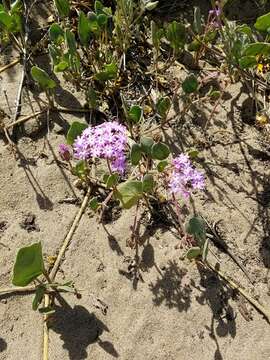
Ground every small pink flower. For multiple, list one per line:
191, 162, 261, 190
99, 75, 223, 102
59, 143, 71, 161
169, 154, 205, 199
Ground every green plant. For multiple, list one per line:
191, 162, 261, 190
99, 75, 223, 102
12, 242, 76, 313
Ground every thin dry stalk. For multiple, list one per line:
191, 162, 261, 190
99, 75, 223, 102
49, 186, 92, 281
43, 294, 50, 360
206, 261, 270, 323
0, 58, 20, 74
0, 285, 35, 294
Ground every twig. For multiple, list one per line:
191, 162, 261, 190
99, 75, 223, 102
49, 186, 92, 281
206, 260, 270, 323
0, 285, 35, 294
43, 294, 50, 360
6, 109, 47, 129
5, 106, 92, 130
0, 58, 20, 74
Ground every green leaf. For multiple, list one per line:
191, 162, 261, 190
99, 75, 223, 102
130, 143, 142, 165
54, 0, 70, 17
239, 55, 257, 69
142, 174, 154, 193
243, 43, 270, 57
95, 0, 103, 14
87, 12, 99, 32
166, 21, 186, 52
95, 63, 118, 82
116, 180, 143, 209
208, 90, 221, 100
54, 60, 69, 72
188, 38, 201, 52
186, 217, 206, 244
188, 149, 199, 159
182, 74, 199, 94
0, 11, 14, 31
32, 286, 45, 311
156, 97, 171, 119
193, 6, 202, 34
157, 160, 168, 172
140, 137, 154, 155
89, 197, 99, 211
73, 160, 88, 178
129, 105, 143, 123
255, 12, 270, 32
65, 30, 77, 55
186, 246, 201, 260
97, 14, 108, 27
31, 66, 56, 90
66, 121, 88, 145
49, 23, 64, 44
12, 242, 45, 286
106, 173, 119, 188
151, 142, 170, 160
78, 11, 91, 45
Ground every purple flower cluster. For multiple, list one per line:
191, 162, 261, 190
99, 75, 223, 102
169, 154, 205, 199
73, 121, 127, 174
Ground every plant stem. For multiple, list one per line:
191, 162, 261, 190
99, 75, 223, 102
43, 294, 50, 360
49, 186, 92, 281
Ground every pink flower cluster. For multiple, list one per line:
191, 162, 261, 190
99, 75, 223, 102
73, 121, 127, 174
169, 154, 205, 199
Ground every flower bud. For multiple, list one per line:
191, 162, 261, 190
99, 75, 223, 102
59, 143, 71, 161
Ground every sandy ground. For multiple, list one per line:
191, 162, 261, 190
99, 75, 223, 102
1, 58, 270, 360
1, 2, 270, 359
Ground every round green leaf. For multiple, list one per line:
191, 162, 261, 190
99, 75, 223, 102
89, 197, 99, 211
66, 121, 88, 145
140, 137, 154, 155
157, 160, 168, 172
156, 97, 171, 119
129, 105, 143, 123
186, 217, 206, 244
97, 14, 108, 27
49, 23, 64, 44
151, 142, 170, 160
106, 173, 119, 188
142, 174, 154, 193
116, 180, 143, 209
73, 160, 88, 178
31, 66, 56, 90
130, 143, 142, 165
239, 56, 257, 69
186, 247, 201, 260
255, 12, 270, 32
243, 43, 270, 57
12, 242, 45, 287
182, 74, 199, 94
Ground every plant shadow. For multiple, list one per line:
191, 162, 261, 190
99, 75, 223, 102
149, 260, 192, 312
0, 337, 7, 352
49, 295, 119, 359
194, 263, 237, 360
